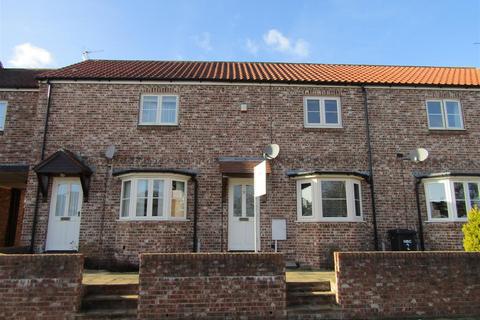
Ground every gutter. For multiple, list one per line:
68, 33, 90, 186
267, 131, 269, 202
414, 178, 426, 250
192, 177, 199, 252
30, 81, 52, 253
361, 86, 379, 251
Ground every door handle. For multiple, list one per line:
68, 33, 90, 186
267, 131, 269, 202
77, 211, 81, 217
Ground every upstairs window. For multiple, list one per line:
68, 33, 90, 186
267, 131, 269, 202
297, 177, 362, 222
119, 175, 187, 220
139, 95, 178, 125
0, 101, 7, 131
426, 100, 463, 130
304, 97, 342, 128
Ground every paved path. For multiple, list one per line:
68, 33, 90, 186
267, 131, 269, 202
83, 269, 335, 285
83, 269, 139, 285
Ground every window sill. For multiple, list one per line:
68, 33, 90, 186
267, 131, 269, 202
425, 219, 467, 223
295, 219, 365, 223
117, 218, 190, 222
428, 128, 467, 135
137, 124, 180, 130
304, 124, 343, 129
303, 127, 344, 133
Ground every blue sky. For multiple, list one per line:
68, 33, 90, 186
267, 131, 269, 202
1, 0, 479, 68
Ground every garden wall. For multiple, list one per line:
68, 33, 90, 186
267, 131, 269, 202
335, 251, 480, 319
138, 253, 286, 319
0, 254, 84, 319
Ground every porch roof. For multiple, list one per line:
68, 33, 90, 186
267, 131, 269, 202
112, 168, 198, 178
414, 171, 480, 181
218, 157, 271, 175
0, 164, 29, 188
33, 149, 93, 199
286, 169, 370, 181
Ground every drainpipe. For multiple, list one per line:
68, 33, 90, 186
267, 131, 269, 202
361, 86, 379, 251
414, 178, 426, 250
30, 81, 52, 253
192, 177, 199, 252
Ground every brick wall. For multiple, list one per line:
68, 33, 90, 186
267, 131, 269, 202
114, 220, 194, 267
138, 253, 286, 319
18, 82, 480, 268
366, 88, 480, 250
0, 90, 38, 164
21, 83, 373, 268
0, 253, 84, 319
335, 251, 480, 319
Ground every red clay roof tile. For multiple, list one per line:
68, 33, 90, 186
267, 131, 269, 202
37, 60, 480, 87
0, 68, 49, 88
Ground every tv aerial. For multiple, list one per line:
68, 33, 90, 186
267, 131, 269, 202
82, 49, 104, 61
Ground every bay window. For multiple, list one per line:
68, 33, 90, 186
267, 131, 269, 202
297, 177, 363, 222
119, 175, 187, 220
424, 178, 479, 221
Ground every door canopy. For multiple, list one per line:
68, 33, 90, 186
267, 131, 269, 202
33, 149, 93, 200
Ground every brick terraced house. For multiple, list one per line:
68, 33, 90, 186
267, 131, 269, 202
0, 66, 46, 249
1, 60, 480, 269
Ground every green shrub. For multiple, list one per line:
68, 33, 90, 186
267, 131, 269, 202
462, 206, 480, 251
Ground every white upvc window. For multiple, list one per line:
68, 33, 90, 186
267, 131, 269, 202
424, 177, 479, 222
119, 174, 188, 220
426, 99, 463, 130
0, 101, 7, 131
304, 97, 342, 128
296, 177, 362, 222
139, 95, 179, 125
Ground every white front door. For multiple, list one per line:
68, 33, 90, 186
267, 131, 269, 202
45, 178, 83, 251
228, 178, 260, 251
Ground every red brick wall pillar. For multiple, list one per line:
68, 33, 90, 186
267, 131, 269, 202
138, 253, 286, 319
335, 252, 480, 319
0, 254, 84, 319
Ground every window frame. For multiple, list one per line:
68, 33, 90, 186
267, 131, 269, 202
424, 177, 477, 222
425, 99, 464, 130
0, 101, 7, 131
296, 176, 363, 222
118, 173, 188, 221
303, 97, 342, 128
139, 94, 179, 126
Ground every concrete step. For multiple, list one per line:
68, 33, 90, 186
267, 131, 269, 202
81, 294, 138, 311
287, 291, 337, 306
74, 308, 137, 320
287, 304, 343, 320
83, 283, 139, 296
287, 281, 331, 292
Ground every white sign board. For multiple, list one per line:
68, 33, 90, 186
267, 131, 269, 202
272, 219, 287, 240
254, 160, 267, 197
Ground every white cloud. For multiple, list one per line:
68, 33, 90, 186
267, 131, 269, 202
194, 32, 213, 51
8, 43, 53, 68
262, 29, 310, 58
245, 38, 259, 55
263, 29, 290, 51
293, 39, 310, 58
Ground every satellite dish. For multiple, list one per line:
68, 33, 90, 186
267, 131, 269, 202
105, 145, 116, 160
407, 148, 429, 163
263, 144, 280, 160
